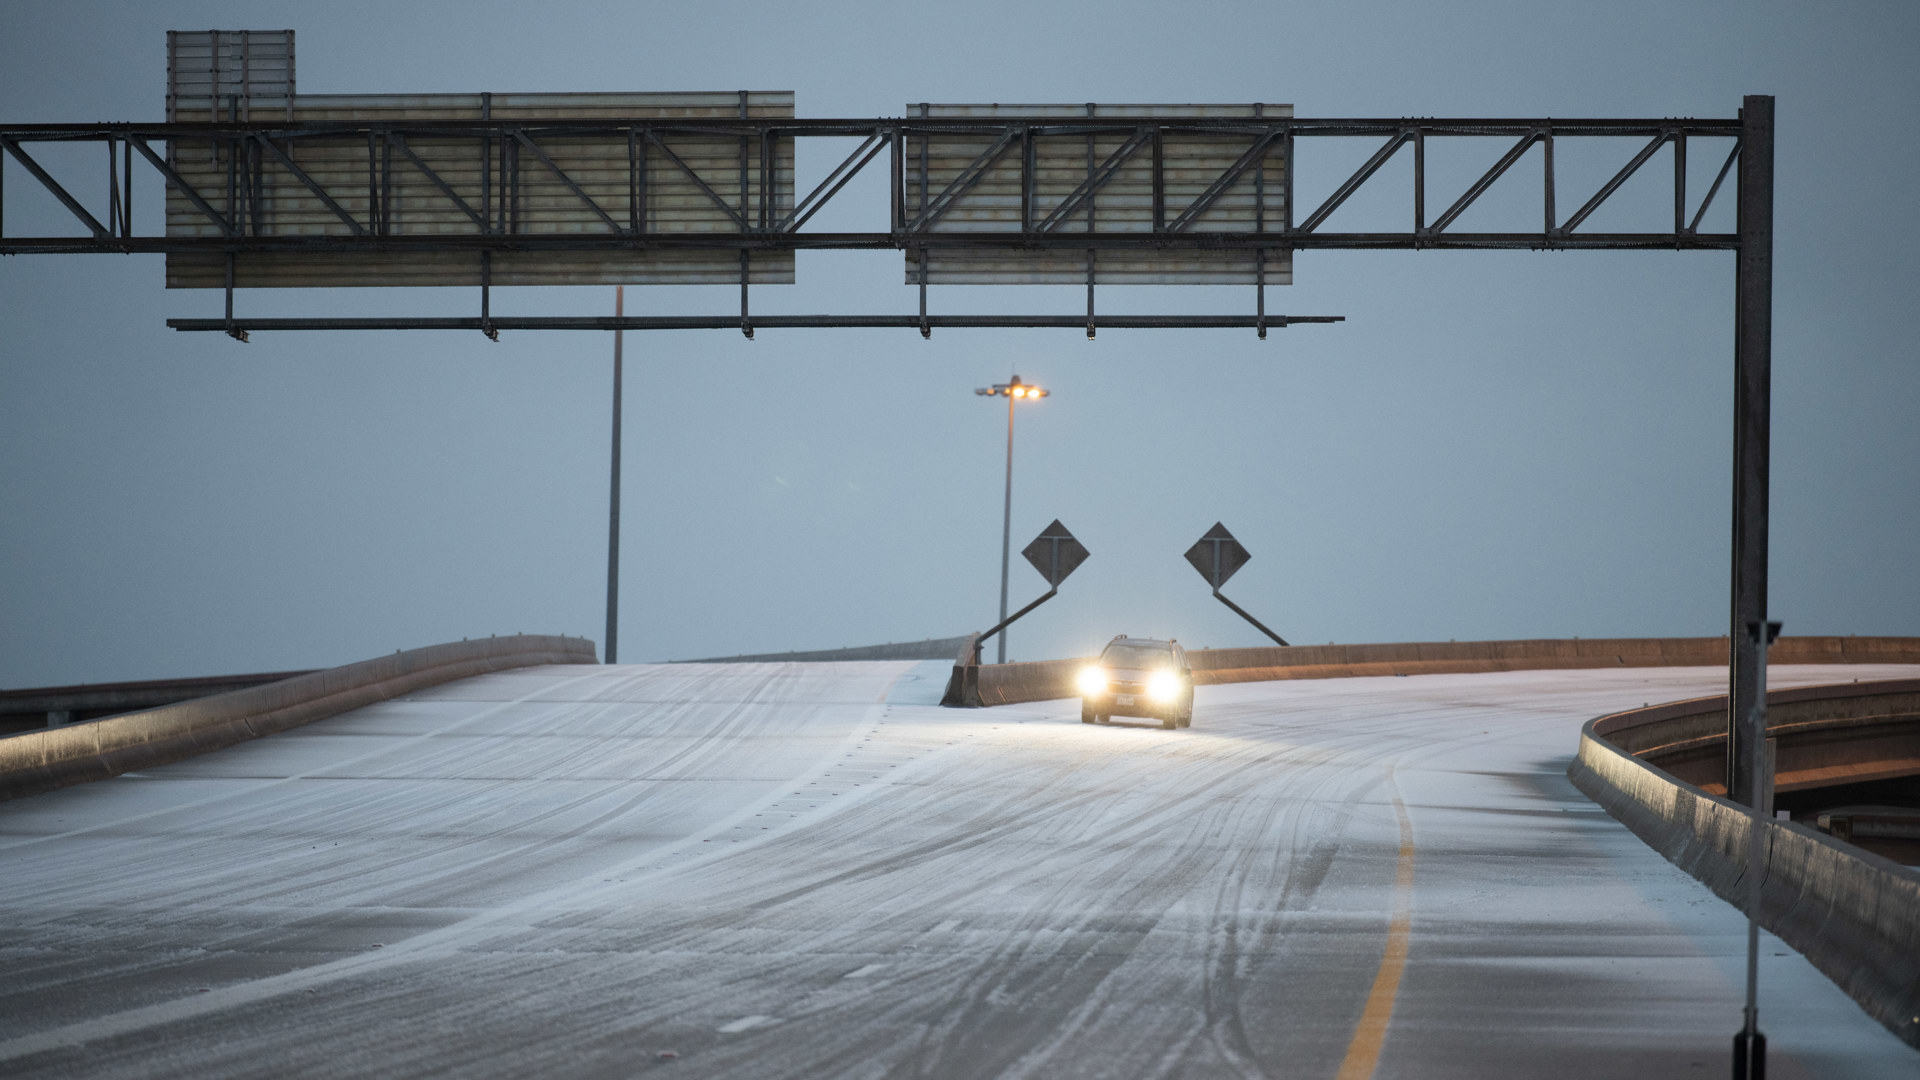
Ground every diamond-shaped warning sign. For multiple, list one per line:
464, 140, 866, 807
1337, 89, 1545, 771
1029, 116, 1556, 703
1185, 522, 1252, 589
1021, 520, 1089, 587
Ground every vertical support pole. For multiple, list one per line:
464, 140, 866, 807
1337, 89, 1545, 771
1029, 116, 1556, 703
1280, 123, 1294, 321
1256, 252, 1266, 339
1734, 618, 1779, 1079
480, 92, 491, 234
1151, 126, 1165, 232
223, 251, 246, 342
1727, 96, 1775, 807
737, 91, 750, 220
890, 123, 904, 235
242, 135, 253, 237
1413, 126, 1425, 236
917, 104, 930, 338
918, 242, 930, 339
225, 102, 239, 237
918, 104, 932, 219
1543, 127, 1556, 238
108, 135, 121, 237
122, 135, 133, 238
1281, 125, 1294, 236
508, 136, 519, 234
1674, 128, 1687, 239
499, 132, 514, 233
636, 127, 648, 235
367, 131, 380, 233
606, 285, 624, 664
480, 251, 496, 341
480, 92, 493, 339
1086, 103, 1097, 340
380, 133, 393, 236
1254, 106, 1265, 339
251, 134, 265, 238
627, 127, 640, 233
759, 128, 774, 231
738, 92, 752, 339
740, 251, 753, 339
998, 389, 1015, 665
1019, 126, 1034, 234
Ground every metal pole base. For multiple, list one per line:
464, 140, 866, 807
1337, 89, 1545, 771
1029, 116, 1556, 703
1732, 1028, 1765, 1079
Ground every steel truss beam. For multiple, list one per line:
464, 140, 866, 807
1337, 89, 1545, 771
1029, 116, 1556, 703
0, 115, 1744, 256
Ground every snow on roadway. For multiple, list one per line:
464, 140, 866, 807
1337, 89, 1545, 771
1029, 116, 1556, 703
0, 660, 1916, 1079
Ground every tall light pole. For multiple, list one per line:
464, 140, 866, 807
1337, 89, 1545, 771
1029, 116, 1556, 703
974, 375, 1049, 663
605, 286, 623, 664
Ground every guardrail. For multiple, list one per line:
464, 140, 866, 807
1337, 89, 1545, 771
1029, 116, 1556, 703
0, 635, 597, 802
1569, 681, 1920, 1048
943, 636, 1920, 708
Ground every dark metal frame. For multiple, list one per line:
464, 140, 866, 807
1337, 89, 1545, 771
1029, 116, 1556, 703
0, 115, 1744, 255
2, 112, 1738, 338
0, 103, 1775, 811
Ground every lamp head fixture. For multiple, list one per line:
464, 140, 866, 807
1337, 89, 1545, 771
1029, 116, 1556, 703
975, 374, 1050, 399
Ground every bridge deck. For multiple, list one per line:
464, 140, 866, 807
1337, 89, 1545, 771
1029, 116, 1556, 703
1, 663, 1915, 1078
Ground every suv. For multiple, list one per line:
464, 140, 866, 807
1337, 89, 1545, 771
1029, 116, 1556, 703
1077, 636, 1194, 729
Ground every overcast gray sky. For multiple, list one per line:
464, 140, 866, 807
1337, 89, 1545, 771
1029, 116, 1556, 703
3, 0, 1917, 686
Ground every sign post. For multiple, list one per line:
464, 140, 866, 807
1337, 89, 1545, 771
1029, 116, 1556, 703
604, 286, 624, 663
941, 520, 1088, 706
1184, 523, 1289, 647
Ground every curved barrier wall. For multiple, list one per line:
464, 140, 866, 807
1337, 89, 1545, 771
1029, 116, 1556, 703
0, 635, 598, 802
1190, 635, 1920, 685
1591, 679, 1920, 797
679, 636, 974, 664
949, 636, 1920, 709
1569, 683, 1920, 1048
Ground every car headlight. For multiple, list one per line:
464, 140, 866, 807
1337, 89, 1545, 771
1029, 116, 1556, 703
1148, 669, 1182, 702
1076, 666, 1108, 696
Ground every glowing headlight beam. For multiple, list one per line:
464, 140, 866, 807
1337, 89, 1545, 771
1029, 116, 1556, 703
1148, 669, 1182, 702
1076, 667, 1108, 696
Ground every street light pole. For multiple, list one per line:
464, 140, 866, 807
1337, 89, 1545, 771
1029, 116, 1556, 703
605, 286, 623, 664
975, 375, 1049, 664
999, 389, 1014, 663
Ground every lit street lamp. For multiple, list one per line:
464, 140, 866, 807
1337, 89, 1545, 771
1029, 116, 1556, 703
974, 375, 1050, 663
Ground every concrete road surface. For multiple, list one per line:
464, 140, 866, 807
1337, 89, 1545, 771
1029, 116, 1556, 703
3, 661, 1917, 1079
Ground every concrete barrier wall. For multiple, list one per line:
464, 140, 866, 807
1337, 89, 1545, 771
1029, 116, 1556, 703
956, 636, 1920, 708
1190, 635, 1920, 685
0, 669, 323, 735
1590, 679, 1920, 793
679, 636, 974, 663
1569, 696, 1920, 1048
0, 635, 598, 803
975, 658, 1086, 707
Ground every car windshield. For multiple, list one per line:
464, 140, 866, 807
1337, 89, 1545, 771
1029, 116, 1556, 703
1101, 644, 1172, 670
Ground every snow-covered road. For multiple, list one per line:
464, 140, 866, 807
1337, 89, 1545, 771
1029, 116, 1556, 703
2, 660, 1915, 1078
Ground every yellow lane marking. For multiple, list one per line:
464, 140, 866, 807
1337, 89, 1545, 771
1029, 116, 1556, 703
1334, 790, 1416, 1080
